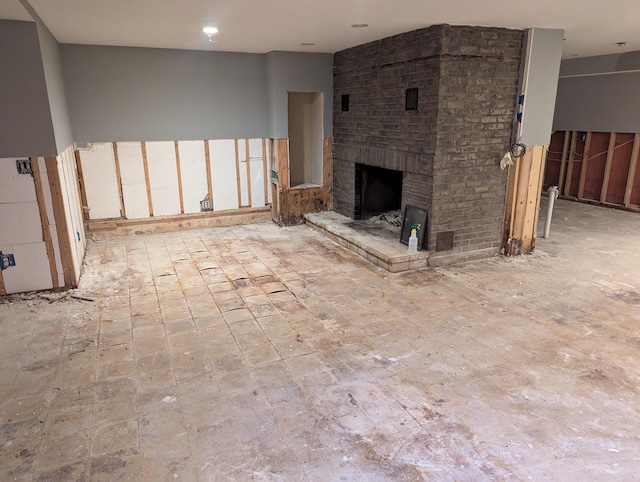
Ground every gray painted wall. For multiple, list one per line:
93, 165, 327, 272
0, 20, 56, 157
519, 28, 564, 146
36, 21, 73, 152
265, 51, 333, 139
61, 45, 270, 142
553, 51, 640, 132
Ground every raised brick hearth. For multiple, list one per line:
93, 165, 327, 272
332, 24, 523, 263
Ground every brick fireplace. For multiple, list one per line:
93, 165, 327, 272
332, 24, 523, 263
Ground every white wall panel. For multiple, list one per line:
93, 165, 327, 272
145, 141, 181, 216
0, 202, 43, 246
0, 242, 53, 294
78, 143, 121, 219
178, 141, 208, 214
0, 157, 36, 203
249, 139, 266, 208
210, 140, 239, 211
236, 140, 249, 208
118, 142, 149, 219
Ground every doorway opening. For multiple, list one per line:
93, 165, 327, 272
288, 92, 324, 188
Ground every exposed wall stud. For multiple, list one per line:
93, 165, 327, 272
557, 130, 570, 195
174, 141, 185, 214
32, 157, 59, 288
141, 141, 154, 216
204, 140, 214, 211
624, 133, 640, 207
563, 131, 578, 196
577, 132, 593, 199
600, 133, 617, 202
74, 150, 90, 222
45, 156, 75, 287
112, 142, 126, 218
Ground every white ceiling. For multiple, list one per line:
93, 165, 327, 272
3, 0, 639, 59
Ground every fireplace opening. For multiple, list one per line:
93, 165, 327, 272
356, 164, 403, 220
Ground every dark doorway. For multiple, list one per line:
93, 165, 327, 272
357, 164, 403, 220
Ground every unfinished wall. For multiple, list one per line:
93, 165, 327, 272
544, 130, 640, 210
333, 25, 522, 261
77, 139, 271, 222
554, 51, 640, 133
0, 157, 52, 294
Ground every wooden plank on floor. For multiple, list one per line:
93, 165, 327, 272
262, 138, 269, 205
234, 139, 242, 208
141, 141, 154, 217
204, 140, 214, 211
174, 141, 185, 214
245, 139, 252, 208
557, 131, 570, 194
32, 157, 59, 289
74, 150, 90, 222
45, 156, 75, 287
600, 133, 617, 203
624, 133, 640, 207
577, 132, 593, 199
112, 142, 126, 218
563, 131, 578, 197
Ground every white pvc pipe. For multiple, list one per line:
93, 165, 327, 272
543, 186, 559, 238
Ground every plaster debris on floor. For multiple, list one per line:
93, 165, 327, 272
1, 199, 639, 480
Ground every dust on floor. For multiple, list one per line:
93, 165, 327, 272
1, 199, 639, 480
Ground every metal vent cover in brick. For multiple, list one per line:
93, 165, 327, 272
436, 231, 454, 251
341, 94, 350, 112
405, 88, 418, 110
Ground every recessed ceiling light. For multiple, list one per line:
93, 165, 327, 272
203, 26, 219, 42
301, 43, 315, 46
351, 24, 369, 29
615, 41, 627, 47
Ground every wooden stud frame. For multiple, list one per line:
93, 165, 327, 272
0, 266, 5, 295
557, 131, 570, 195
112, 142, 126, 218
204, 140, 214, 211
600, 132, 617, 203
32, 157, 59, 289
563, 131, 578, 197
74, 150, 90, 222
44, 156, 76, 288
624, 133, 640, 207
174, 141, 185, 214
141, 141, 154, 217
577, 132, 593, 199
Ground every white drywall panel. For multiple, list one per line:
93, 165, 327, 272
236, 140, 249, 208
117, 142, 149, 219
0, 157, 37, 203
78, 143, 121, 219
0, 202, 43, 246
177, 141, 208, 214
37, 157, 65, 287
249, 139, 266, 208
210, 140, 239, 211
58, 147, 86, 282
145, 141, 181, 216
1, 242, 53, 294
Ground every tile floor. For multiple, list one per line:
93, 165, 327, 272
1, 199, 639, 481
